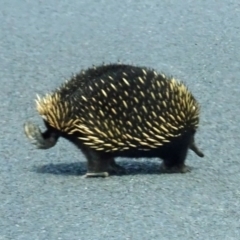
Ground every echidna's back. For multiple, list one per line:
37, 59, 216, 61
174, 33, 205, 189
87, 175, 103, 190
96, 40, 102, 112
34, 64, 200, 153
55, 64, 200, 152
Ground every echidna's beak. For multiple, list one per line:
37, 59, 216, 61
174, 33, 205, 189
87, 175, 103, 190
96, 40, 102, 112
190, 142, 204, 158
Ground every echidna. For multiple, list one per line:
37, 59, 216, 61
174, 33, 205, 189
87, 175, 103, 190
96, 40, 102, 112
24, 63, 204, 177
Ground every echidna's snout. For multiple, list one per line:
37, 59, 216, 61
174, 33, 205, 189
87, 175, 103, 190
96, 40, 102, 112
24, 121, 57, 149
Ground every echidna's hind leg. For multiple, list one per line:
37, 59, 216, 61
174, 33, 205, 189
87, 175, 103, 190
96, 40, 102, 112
160, 146, 191, 174
24, 121, 58, 149
160, 135, 192, 174
160, 132, 203, 173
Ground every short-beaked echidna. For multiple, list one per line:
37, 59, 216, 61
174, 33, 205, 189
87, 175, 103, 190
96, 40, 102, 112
24, 63, 204, 177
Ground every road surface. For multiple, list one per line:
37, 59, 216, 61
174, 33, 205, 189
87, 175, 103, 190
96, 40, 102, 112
1, 0, 240, 239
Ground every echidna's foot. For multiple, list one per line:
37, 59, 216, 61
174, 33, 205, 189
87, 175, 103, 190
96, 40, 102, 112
109, 159, 126, 174
83, 172, 109, 178
24, 121, 57, 149
160, 162, 191, 174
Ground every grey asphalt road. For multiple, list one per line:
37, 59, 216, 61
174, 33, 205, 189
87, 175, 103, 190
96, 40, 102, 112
1, 0, 240, 239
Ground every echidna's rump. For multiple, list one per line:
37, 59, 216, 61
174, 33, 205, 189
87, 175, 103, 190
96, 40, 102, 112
24, 63, 204, 177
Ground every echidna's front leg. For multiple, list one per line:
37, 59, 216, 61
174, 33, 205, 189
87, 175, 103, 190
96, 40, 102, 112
84, 158, 125, 177
109, 159, 126, 174
81, 148, 111, 178
24, 121, 58, 149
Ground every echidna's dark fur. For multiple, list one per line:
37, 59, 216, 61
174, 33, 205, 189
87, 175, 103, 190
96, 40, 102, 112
24, 63, 204, 178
